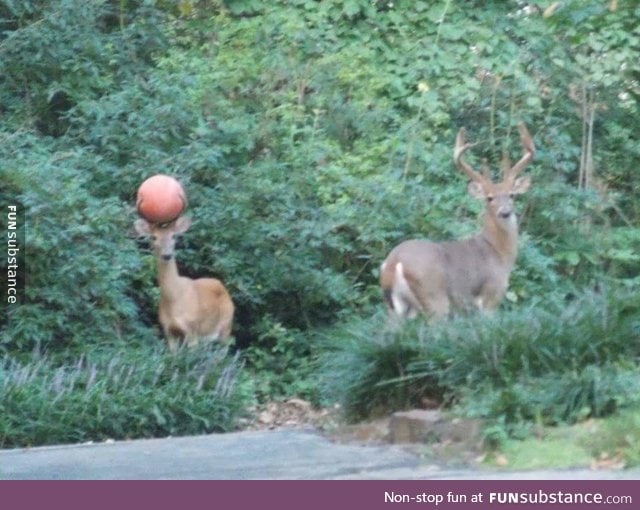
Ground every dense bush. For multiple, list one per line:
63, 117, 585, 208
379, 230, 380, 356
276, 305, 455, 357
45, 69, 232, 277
3, 1, 639, 352
321, 288, 640, 428
0, 0, 167, 135
0, 132, 152, 353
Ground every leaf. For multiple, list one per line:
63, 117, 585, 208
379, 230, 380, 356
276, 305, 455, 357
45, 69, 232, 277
607, 249, 640, 262
342, 0, 361, 19
543, 2, 561, 18
556, 252, 581, 266
152, 405, 167, 426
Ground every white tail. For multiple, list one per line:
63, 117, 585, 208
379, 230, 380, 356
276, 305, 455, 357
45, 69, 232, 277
135, 217, 234, 351
380, 123, 535, 320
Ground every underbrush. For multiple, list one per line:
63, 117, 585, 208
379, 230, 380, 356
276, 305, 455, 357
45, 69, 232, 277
242, 317, 320, 405
0, 344, 251, 448
320, 288, 640, 437
3, 288, 638, 450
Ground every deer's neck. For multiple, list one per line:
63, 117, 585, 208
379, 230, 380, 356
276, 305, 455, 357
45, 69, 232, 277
480, 213, 519, 267
156, 256, 183, 302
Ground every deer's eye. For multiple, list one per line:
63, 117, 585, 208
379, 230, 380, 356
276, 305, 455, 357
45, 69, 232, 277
486, 196, 494, 203
509, 193, 515, 199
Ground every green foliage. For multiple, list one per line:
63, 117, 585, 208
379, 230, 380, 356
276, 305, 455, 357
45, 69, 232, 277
0, 0, 167, 135
1, 0, 639, 445
321, 287, 640, 432
319, 314, 439, 421
1, 131, 153, 352
0, 344, 250, 448
4, 0, 639, 351
243, 316, 319, 403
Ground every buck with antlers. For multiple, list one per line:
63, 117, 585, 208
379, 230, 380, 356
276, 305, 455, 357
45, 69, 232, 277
380, 123, 535, 320
135, 216, 234, 351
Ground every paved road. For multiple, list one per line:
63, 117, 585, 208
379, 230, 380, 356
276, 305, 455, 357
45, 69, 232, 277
2, 428, 639, 480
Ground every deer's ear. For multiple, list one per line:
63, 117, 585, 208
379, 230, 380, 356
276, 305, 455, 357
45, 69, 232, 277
173, 216, 192, 234
134, 218, 152, 236
467, 181, 485, 200
511, 175, 531, 195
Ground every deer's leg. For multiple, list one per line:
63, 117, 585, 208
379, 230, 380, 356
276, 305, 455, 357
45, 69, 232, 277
185, 333, 200, 349
424, 295, 450, 322
166, 336, 180, 353
165, 324, 187, 352
476, 280, 508, 312
216, 317, 233, 343
386, 262, 425, 319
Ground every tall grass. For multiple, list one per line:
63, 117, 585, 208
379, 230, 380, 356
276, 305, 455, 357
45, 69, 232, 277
320, 288, 640, 430
0, 344, 251, 448
319, 315, 440, 420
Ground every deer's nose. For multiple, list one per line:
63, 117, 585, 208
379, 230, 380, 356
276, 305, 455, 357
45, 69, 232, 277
498, 207, 513, 219
162, 254, 173, 261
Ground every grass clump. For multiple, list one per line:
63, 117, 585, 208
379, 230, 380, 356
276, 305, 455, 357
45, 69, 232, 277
321, 287, 640, 434
319, 313, 443, 421
0, 344, 251, 448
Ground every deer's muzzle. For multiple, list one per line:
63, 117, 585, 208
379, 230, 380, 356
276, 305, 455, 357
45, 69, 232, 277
498, 207, 514, 219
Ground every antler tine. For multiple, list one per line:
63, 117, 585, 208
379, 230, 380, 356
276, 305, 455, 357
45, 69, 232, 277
454, 128, 485, 183
500, 152, 512, 174
506, 122, 535, 181
481, 158, 491, 180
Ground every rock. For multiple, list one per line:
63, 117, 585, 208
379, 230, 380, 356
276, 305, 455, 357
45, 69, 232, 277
248, 399, 329, 430
258, 410, 275, 425
495, 454, 509, 466
446, 417, 484, 443
388, 410, 443, 443
330, 419, 390, 444
387, 409, 483, 446
286, 398, 312, 410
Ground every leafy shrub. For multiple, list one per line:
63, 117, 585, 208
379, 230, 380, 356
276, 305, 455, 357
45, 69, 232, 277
1, 132, 152, 352
4, 1, 638, 354
243, 316, 319, 403
0, 0, 167, 135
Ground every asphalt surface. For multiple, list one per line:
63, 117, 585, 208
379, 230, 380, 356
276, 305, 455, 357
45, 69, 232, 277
2, 428, 639, 480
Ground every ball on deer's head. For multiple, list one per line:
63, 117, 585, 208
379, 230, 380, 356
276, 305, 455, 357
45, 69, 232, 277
136, 174, 187, 224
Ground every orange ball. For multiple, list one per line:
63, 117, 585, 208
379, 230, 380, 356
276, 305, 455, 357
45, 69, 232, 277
136, 175, 187, 224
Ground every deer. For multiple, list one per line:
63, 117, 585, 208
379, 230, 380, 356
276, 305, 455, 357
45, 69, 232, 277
380, 123, 535, 321
135, 216, 234, 352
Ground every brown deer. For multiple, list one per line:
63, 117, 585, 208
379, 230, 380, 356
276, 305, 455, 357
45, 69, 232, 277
380, 123, 535, 320
135, 216, 234, 351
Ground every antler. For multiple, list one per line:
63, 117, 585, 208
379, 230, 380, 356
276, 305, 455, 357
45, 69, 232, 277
505, 122, 535, 182
454, 128, 486, 184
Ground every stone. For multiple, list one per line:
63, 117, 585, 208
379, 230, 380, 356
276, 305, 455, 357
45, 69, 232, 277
388, 410, 444, 443
387, 409, 483, 446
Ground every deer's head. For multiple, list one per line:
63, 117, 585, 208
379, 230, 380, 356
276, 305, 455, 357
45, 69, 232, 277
454, 123, 535, 229
135, 216, 192, 261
